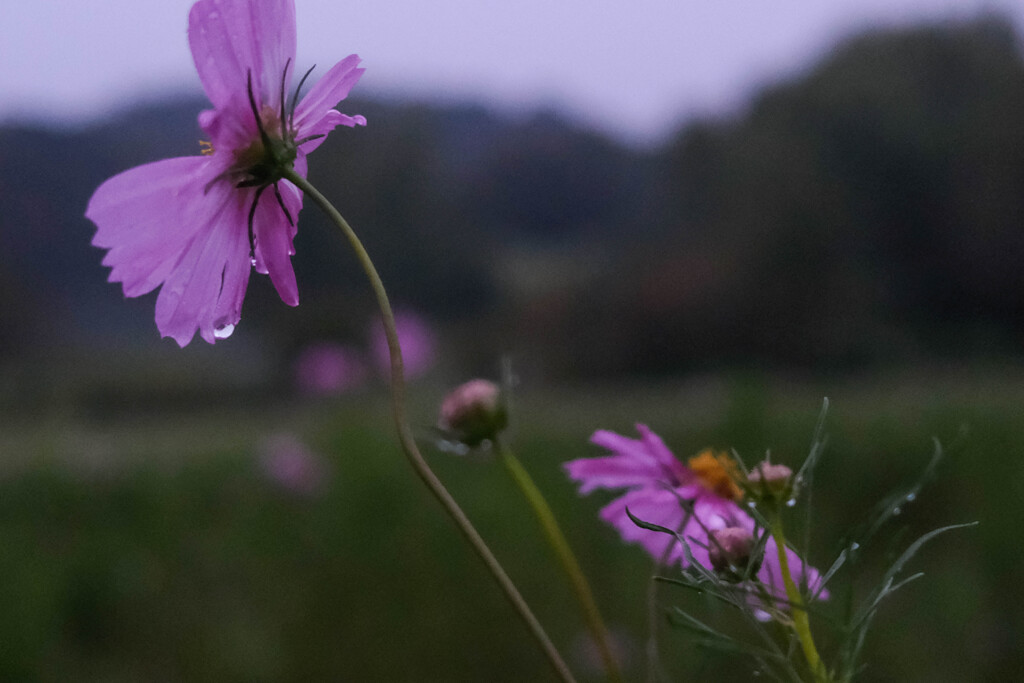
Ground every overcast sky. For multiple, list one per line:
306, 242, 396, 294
2, 0, 1022, 144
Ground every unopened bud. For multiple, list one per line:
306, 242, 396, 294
708, 527, 760, 581
438, 379, 507, 447
746, 462, 794, 504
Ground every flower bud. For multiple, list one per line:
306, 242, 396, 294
438, 379, 507, 447
746, 462, 794, 504
708, 527, 760, 581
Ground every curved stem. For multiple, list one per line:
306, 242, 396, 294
284, 169, 575, 683
769, 512, 827, 682
497, 440, 623, 683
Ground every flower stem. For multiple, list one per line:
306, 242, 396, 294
769, 512, 828, 682
497, 440, 623, 683
284, 169, 576, 683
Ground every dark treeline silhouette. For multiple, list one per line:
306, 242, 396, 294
1, 16, 1021, 380
555, 16, 1024, 375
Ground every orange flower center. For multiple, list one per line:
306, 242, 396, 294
687, 449, 743, 501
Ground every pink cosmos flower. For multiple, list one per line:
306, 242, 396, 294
293, 341, 368, 396
86, 0, 365, 346
370, 310, 437, 379
565, 425, 828, 611
258, 432, 331, 497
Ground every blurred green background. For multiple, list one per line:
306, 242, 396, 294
1, 370, 1020, 681
1, 17, 1023, 682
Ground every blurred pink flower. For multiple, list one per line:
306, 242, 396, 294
259, 433, 331, 496
565, 425, 827, 610
371, 310, 437, 379
293, 342, 367, 395
85, 0, 365, 346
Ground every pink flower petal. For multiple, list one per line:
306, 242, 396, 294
636, 424, 689, 481
209, 219, 253, 338
188, 0, 297, 115
197, 106, 254, 151
87, 156, 213, 297
569, 425, 685, 492
293, 55, 365, 133
153, 184, 251, 346
251, 178, 302, 307
757, 538, 830, 603
565, 455, 666, 494
296, 110, 367, 155
590, 429, 660, 465
599, 488, 688, 565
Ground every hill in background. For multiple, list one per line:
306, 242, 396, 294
1, 16, 1022, 386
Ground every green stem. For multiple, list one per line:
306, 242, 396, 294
769, 512, 827, 682
286, 169, 576, 683
497, 440, 623, 683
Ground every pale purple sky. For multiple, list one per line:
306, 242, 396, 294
2, 0, 1021, 144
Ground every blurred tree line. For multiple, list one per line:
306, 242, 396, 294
0, 16, 1021, 380
552, 16, 1024, 376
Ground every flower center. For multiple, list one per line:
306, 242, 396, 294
234, 103, 298, 187
220, 63, 325, 264
233, 64, 322, 191
687, 450, 743, 501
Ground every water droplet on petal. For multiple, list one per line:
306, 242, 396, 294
785, 498, 797, 507
214, 323, 235, 340
905, 492, 917, 502
892, 506, 901, 516
250, 256, 258, 268
850, 542, 860, 551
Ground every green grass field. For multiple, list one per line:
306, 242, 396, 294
0, 365, 1020, 681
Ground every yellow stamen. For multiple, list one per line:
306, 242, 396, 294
687, 449, 743, 501
199, 140, 215, 156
